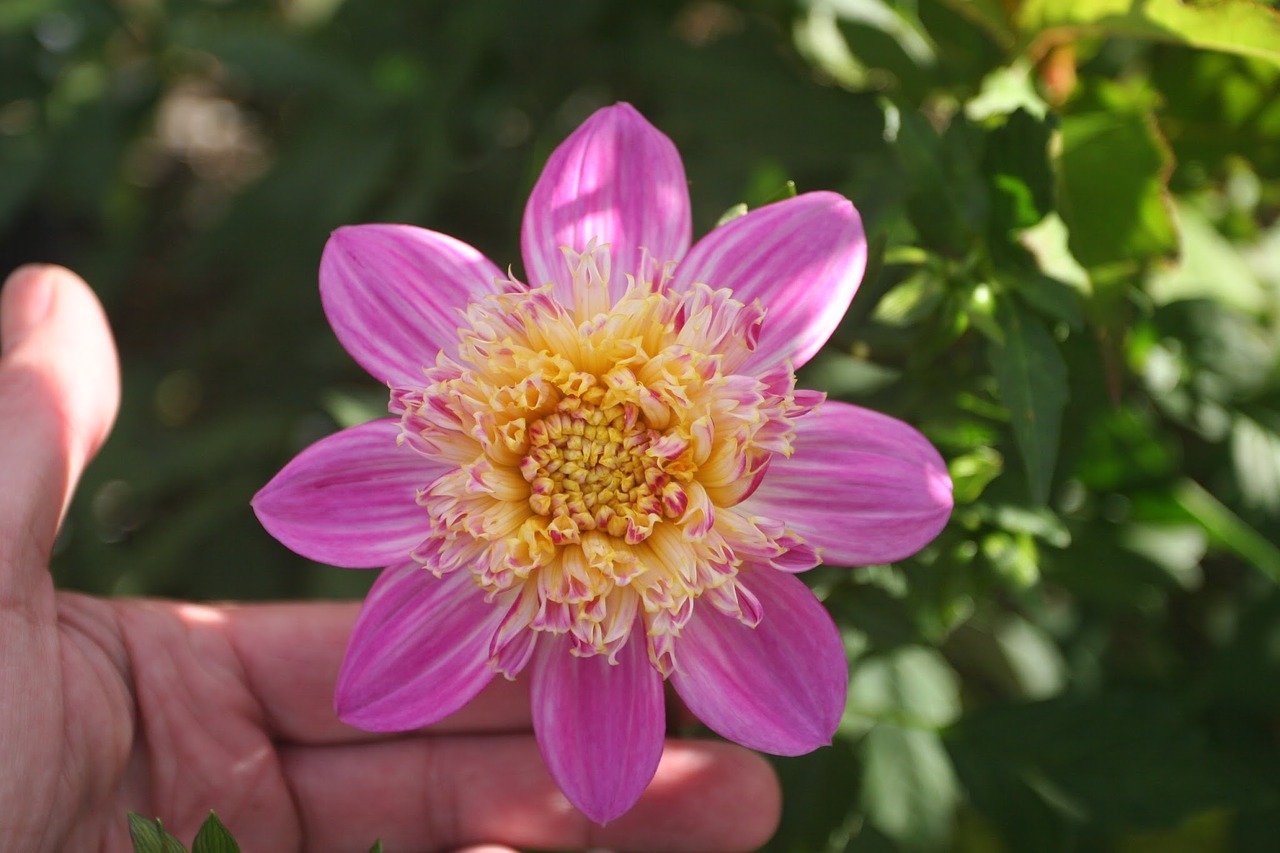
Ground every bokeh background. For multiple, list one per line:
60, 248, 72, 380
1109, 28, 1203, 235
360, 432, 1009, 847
4, 0, 1280, 850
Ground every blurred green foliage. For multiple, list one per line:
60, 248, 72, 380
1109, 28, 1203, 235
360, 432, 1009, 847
4, 0, 1280, 850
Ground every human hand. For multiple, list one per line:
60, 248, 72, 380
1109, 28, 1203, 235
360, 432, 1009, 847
0, 264, 782, 853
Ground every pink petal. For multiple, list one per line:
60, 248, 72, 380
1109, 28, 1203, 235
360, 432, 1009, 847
336, 562, 504, 731
744, 401, 953, 566
252, 419, 446, 569
530, 631, 665, 823
521, 103, 692, 306
670, 192, 866, 372
320, 224, 505, 386
670, 568, 847, 756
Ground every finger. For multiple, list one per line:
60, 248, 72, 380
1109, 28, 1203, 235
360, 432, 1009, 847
206, 601, 532, 743
0, 265, 119, 606
282, 737, 780, 853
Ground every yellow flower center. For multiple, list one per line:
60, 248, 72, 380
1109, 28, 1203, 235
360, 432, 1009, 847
394, 242, 820, 675
521, 392, 682, 543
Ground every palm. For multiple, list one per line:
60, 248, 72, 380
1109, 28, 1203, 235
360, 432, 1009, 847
27, 593, 308, 850
0, 265, 780, 853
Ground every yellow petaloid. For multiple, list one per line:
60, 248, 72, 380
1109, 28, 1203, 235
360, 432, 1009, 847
393, 243, 821, 675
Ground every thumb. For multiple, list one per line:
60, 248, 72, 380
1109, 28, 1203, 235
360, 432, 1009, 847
0, 265, 119, 605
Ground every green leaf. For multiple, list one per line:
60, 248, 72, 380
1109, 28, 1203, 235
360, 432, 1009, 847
948, 446, 1004, 504
946, 613, 1066, 701
1171, 479, 1280, 584
983, 108, 1055, 236
980, 502, 1071, 547
845, 645, 962, 735
128, 814, 166, 853
892, 105, 988, 255
981, 530, 1041, 588
368, 841, 384, 853
769, 740, 865, 853
1147, 200, 1269, 313
1042, 516, 1195, 608
965, 282, 1005, 344
966, 62, 1049, 121
1232, 413, 1280, 514
1153, 51, 1280, 178
1058, 93, 1177, 271
936, 0, 1016, 46
127, 814, 188, 853
1015, 0, 1280, 66
989, 302, 1069, 504
799, 351, 901, 398
1012, 272, 1085, 330
947, 693, 1265, 835
191, 813, 240, 853
861, 724, 960, 850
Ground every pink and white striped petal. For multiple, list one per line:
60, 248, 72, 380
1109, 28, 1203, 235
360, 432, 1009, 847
670, 192, 866, 373
336, 563, 505, 731
521, 103, 692, 307
252, 419, 445, 569
670, 567, 847, 755
530, 630, 665, 824
744, 401, 953, 567
320, 224, 506, 387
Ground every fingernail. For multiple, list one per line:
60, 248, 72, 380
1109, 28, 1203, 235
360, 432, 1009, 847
1, 265, 56, 354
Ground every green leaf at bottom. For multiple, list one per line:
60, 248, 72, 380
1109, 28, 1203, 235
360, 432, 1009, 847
192, 812, 240, 853
127, 814, 189, 853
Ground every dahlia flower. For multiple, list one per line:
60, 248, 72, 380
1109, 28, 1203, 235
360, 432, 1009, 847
253, 103, 952, 823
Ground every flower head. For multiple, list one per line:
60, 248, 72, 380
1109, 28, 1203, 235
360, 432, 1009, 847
253, 103, 953, 823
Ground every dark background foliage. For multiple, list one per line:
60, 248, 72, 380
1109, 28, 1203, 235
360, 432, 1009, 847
3, 0, 1280, 850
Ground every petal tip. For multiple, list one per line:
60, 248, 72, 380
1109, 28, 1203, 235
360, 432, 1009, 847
568, 787, 642, 826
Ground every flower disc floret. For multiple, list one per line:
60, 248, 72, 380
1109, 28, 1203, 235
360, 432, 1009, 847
396, 244, 819, 672
521, 393, 672, 542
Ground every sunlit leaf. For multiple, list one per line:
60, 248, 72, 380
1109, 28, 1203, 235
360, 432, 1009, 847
1015, 0, 1280, 65
844, 645, 961, 735
1171, 479, 1280, 584
1232, 413, 1280, 514
966, 61, 1049, 120
948, 446, 1004, 504
1058, 91, 1177, 270
1147, 200, 1268, 313
981, 529, 1040, 588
